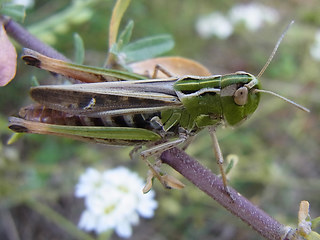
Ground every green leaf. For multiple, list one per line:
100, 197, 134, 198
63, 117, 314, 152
225, 159, 234, 175
117, 20, 134, 49
109, 21, 134, 58
73, 33, 85, 64
106, 0, 131, 66
0, 3, 26, 22
121, 34, 174, 62
108, 0, 131, 48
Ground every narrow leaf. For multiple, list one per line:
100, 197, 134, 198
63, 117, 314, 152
73, 33, 85, 64
108, 0, 131, 49
117, 20, 134, 49
0, 24, 17, 86
106, 0, 131, 66
121, 34, 174, 62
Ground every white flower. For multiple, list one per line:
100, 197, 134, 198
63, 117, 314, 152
102, 167, 158, 218
195, 3, 279, 39
196, 12, 233, 39
79, 187, 137, 237
310, 30, 320, 61
75, 168, 105, 198
229, 3, 279, 31
75, 167, 158, 239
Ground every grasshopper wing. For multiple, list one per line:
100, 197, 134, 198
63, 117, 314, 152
30, 79, 182, 117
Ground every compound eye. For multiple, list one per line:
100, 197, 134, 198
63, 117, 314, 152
234, 87, 248, 106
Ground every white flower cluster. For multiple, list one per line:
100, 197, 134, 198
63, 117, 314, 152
310, 30, 320, 61
75, 167, 158, 238
196, 3, 279, 39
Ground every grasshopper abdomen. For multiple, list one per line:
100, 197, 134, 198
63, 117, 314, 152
17, 104, 164, 131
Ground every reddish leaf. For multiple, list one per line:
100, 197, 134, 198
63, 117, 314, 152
0, 24, 17, 86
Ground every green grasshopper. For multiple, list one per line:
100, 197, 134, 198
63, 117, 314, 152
8, 22, 309, 193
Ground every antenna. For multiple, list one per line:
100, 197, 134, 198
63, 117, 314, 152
253, 20, 310, 113
253, 89, 310, 113
257, 20, 294, 78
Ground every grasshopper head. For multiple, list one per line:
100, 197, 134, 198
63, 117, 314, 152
220, 72, 261, 126
221, 21, 310, 126
220, 70, 309, 127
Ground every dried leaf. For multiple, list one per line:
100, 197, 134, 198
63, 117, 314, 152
299, 200, 310, 223
0, 24, 17, 86
162, 174, 185, 190
129, 56, 212, 77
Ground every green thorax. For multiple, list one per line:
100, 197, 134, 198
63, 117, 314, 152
161, 72, 261, 132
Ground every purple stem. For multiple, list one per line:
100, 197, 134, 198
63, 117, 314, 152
161, 148, 302, 240
2, 17, 69, 61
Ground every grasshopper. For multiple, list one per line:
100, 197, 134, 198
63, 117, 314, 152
8, 22, 309, 194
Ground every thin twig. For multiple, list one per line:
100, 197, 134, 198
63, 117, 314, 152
160, 148, 303, 240
2, 17, 69, 62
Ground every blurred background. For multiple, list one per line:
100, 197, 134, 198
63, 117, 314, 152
0, 0, 319, 239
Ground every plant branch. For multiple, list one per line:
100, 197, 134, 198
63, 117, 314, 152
160, 148, 303, 240
2, 17, 69, 62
